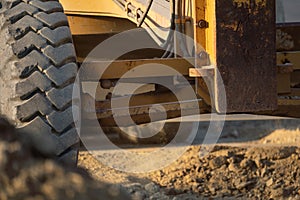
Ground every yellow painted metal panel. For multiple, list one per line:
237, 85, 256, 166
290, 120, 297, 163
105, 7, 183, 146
60, 0, 126, 18
67, 15, 136, 35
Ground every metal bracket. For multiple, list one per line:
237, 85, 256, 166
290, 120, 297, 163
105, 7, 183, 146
125, 2, 131, 12
189, 66, 215, 77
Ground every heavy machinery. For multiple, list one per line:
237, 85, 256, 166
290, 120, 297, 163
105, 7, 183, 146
0, 0, 299, 163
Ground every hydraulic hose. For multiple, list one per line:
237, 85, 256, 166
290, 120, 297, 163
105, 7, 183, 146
112, 0, 179, 57
176, 0, 190, 57
137, 0, 154, 27
161, 0, 176, 57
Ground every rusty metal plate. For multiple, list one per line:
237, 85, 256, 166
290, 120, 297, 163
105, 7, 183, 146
214, 0, 277, 113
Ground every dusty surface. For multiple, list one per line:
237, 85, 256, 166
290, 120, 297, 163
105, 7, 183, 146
79, 128, 300, 200
1, 114, 300, 200
0, 118, 130, 200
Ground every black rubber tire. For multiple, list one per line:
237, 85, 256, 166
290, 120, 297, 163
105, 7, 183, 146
0, 0, 79, 164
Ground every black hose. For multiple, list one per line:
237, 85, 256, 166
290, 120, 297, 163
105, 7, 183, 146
137, 0, 154, 27
113, 0, 177, 58
161, 0, 176, 57
161, 12, 175, 49
176, 0, 190, 57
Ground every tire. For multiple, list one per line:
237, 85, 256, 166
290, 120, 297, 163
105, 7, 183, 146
0, 0, 79, 164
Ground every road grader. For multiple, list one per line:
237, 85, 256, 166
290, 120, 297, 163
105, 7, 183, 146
0, 0, 299, 164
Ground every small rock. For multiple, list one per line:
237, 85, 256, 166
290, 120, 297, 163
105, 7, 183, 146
283, 187, 295, 197
272, 183, 283, 190
263, 139, 271, 144
240, 159, 256, 169
108, 184, 124, 197
184, 174, 195, 183
209, 156, 228, 169
256, 158, 267, 168
227, 155, 241, 164
198, 186, 205, 193
165, 188, 182, 195
228, 163, 239, 172
149, 192, 169, 200
208, 185, 216, 194
260, 167, 268, 177
235, 181, 256, 190
266, 178, 274, 187
172, 194, 200, 200
220, 189, 232, 197
270, 188, 284, 198
144, 182, 160, 194
126, 183, 143, 194
132, 191, 147, 200
273, 147, 296, 160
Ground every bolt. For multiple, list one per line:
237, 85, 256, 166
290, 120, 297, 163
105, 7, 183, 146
198, 20, 209, 28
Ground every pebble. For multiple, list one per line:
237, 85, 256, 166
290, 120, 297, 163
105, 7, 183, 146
132, 191, 147, 200
260, 167, 268, 177
144, 182, 160, 194
209, 156, 228, 169
270, 188, 284, 198
266, 178, 274, 187
165, 188, 181, 195
208, 185, 216, 194
172, 194, 200, 200
126, 183, 143, 194
228, 163, 239, 172
149, 192, 169, 200
240, 159, 256, 169
235, 181, 256, 190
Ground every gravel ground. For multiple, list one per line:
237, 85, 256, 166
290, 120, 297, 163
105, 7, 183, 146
78, 128, 300, 200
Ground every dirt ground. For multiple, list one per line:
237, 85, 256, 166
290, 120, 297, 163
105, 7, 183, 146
0, 118, 131, 200
78, 127, 300, 200
1, 116, 300, 200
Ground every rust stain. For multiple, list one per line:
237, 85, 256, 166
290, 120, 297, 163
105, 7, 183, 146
233, 0, 267, 8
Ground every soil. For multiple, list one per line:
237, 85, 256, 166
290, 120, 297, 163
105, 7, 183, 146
0, 117, 130, 200
78, 128, 300, 200
1, 115, 300, 200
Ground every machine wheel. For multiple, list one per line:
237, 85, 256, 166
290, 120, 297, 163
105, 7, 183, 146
0, 0, 79, 164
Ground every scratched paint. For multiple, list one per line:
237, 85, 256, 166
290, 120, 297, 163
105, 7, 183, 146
214, 0, 277, 112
